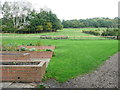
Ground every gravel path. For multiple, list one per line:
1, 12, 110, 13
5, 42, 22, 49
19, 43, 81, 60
39, 52, 119, 88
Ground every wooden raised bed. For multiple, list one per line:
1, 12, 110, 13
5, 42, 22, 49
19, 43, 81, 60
1, 51, 53, 60
26, 51, 53, 59
1, 60, 46, 82
1, 52, 30, 61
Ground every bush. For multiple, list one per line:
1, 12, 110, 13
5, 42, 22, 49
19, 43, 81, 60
82, 28, 119, 37
40, 35, 52, 39
35, 41, 42, 46
27, 43, 34, 46
82, 30, 102, 36
38, 85, 46, 88
2, 43, 18, 51
102, 28, 119, 36
29, 48, 37, 51
2, 48, 7, 51
2, 26, 18, 33
45, 49, 53, 52
20, 47, 28, 51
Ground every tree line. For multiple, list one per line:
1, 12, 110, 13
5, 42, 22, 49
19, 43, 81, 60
62, 18, 118, 28
0, 1, 63, 33
0, 1, 119, 33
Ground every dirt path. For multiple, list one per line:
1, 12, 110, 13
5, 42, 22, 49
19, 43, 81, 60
39, 52, 119, 88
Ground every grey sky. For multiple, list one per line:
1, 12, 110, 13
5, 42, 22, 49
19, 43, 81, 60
2, 0, 119, 20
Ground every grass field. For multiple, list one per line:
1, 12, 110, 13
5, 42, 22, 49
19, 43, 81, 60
2, 28, 119, 82
2, 28, 106, 37
2, 28, 109, 40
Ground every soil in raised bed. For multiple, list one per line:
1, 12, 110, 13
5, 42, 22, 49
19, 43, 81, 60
0, 53, 25, 55
0, 62, 40, 65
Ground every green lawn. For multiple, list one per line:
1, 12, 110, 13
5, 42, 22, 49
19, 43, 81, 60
2, 28, 119, 82
2, 28, 109, 40
2, 28, 106, 37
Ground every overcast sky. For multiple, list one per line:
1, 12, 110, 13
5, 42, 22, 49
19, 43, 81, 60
2, 0, 120, 20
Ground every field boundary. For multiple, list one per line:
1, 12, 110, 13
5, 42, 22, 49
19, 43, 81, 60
2, 35, 118, 40
39, 36, 117, 40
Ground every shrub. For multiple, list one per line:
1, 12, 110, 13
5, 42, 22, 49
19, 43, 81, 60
27, 43, 34, 46
82, 28, 119, 37
28, 48, 37, 51
45, 49, 53, 52
35, 41, 42, 46
38, 85, 46, 88
36, 25, 43, 32
101, 28, 119, 36
2, 26, 18, 33
2, 43, 18, 51
82, 30, 102, 36
19, 47, 39, 51
2, 48, 7, 51
20, 47, 28, 51
40, 35, 52, 39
